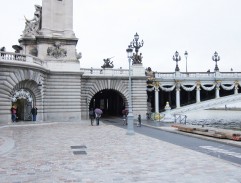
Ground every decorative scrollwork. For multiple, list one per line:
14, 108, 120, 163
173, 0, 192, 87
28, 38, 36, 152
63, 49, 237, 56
11, 89, 33, 102
181, 84, 196, 91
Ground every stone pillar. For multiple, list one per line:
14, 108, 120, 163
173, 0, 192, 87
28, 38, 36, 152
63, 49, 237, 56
40, 0, 52, 36
176, 83, 180, 108
154, 87, 159, 113
215, 82, 220, 98
196, 84, 201, 103
64, 0, 75, 37
234, 82, 239, 94
41, 0, 75, 38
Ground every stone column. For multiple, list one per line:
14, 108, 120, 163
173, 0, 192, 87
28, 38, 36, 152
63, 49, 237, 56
176, 83, 180, 108
215, 82, 220, 98
154, 86, 159, 113
41, 0, 53, 36
234, 82, 239, 94
196, 83, 201, 103
64, 0, 75, 37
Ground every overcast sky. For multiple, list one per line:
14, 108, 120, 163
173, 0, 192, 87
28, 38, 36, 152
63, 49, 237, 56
1, 0, 241, 72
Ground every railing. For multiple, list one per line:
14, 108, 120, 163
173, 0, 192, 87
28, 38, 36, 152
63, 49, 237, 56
80, 68, 131, 76
0, 51, 45, 66
155, 72, 241, 79
174, 114, 187, 124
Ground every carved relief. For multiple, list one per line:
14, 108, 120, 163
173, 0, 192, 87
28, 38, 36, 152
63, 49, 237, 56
47, 42, 67, 58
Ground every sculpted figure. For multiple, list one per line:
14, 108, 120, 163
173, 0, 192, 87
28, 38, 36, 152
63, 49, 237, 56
131, 52, 143, 64
23, 5, 42, 36
101, 57, 114, 68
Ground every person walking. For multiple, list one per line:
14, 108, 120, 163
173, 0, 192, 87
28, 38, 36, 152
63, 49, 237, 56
10, 105, 17, 122
31, 106, 38, 121
137, 114, 141, 127
95, 113, 101, 126
89, 108, 95, 126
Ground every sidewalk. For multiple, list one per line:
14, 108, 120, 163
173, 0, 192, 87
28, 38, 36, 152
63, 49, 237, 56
0, 121, 240, 183
141, 120, 241, 148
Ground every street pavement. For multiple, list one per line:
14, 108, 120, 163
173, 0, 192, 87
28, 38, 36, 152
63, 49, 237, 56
0, 120, 241, 183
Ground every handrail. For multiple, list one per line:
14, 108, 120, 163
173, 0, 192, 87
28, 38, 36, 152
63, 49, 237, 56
80, 68, 131, 76
155, 72, 241, 79
174, 114, 187, 124
0, 51, 45, 66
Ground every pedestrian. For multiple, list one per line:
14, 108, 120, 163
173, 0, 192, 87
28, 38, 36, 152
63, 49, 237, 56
10, 105, 17, 122
122, 114, 127, 125
137, 114, 141, 127
31, 106, 38, 121
122, 109, 128, 125
89, 108, 95, 126
95, 113, 101, 126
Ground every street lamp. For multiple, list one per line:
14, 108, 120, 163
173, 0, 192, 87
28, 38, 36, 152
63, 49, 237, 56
173, 51, 181, 71
184, 51, 188, 72
212, 51, 220, 71
126, 45, 134, 135
131, 32, 144, 55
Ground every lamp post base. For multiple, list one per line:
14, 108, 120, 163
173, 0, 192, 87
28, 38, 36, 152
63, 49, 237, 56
126, 113, 135, 135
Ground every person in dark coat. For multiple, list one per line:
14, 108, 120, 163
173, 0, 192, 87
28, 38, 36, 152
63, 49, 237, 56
89, 108, 95, 126
137, 114, 141, 127
31, 106, 38, 121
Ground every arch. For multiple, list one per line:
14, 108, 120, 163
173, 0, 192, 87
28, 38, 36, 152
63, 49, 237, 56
89, 89, 126, 117
86, 79, 129, 107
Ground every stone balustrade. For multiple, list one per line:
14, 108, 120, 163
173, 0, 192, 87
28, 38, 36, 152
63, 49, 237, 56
0, 51, 45, 67
155, 72, 241, 79
80, 68, 131, 77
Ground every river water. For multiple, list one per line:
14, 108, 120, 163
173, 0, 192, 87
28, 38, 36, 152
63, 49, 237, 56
185, 110, 241, 131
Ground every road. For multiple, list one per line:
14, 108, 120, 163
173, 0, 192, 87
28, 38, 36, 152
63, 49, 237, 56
102, 118, 241, 165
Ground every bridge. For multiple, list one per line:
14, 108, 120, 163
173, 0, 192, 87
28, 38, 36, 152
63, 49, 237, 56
1, 51, 241, 123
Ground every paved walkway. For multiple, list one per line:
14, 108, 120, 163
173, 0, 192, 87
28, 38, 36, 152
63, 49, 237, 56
0, 121, 241, 183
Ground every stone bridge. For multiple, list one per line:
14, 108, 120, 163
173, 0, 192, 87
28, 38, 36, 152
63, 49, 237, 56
1, 51, 241, 123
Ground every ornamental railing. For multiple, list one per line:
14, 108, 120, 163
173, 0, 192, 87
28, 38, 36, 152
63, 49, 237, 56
80, 68, 131, 76
0, 51, 45, 66
155, 72, 241, 79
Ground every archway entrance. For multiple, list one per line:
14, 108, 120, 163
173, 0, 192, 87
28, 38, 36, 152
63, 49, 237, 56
11, 89, 33, 121
89, 89, 125, 117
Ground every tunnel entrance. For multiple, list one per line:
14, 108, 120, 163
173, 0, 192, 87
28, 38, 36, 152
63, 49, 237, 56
89, 89, 126, 117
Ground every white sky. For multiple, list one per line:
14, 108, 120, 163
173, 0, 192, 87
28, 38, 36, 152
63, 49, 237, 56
1, 0, 241, 72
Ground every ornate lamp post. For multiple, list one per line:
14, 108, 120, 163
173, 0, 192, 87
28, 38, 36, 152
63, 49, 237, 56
212, 51, 220, 71
131, 33, 144, 54
184, 51, 188, 72
126, 45, 134, 135
130, 33, 144, 64
173, 51, 181, 71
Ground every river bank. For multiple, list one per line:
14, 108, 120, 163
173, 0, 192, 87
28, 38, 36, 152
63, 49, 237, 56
185, 109, 241, 131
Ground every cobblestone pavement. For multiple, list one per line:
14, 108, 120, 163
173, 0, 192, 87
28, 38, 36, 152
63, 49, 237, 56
0, 121, 241, 183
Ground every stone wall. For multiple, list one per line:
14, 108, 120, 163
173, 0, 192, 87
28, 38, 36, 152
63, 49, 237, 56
44, 72, 82, 122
